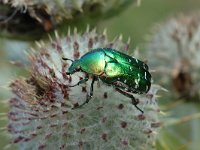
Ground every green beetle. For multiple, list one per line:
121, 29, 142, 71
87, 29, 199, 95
63, 48, 151, 113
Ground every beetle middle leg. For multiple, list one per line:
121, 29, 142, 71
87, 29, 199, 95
73, 76, 97, 109
115, 88, 144, 113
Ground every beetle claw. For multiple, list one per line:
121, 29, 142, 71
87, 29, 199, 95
131, 99, 144, 114
68, 78, 89, 87
72, 94, 92, 110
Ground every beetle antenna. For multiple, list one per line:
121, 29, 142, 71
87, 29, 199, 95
62, 57, 74, 62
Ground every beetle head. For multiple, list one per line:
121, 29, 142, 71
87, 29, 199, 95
67, 60, 80, 75
62, 57, 80, 75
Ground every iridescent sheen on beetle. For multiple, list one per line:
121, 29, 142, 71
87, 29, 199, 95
63, 48, 151, 113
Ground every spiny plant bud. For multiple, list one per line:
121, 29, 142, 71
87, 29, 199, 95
1, 0, 135, 35
145, 14, 200, 101
8, 28, 161, 150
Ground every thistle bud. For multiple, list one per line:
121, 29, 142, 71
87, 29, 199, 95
145, 14, 200, 101
8, 29, 161, 150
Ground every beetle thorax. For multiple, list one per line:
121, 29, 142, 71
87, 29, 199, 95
79, 51, 106, 75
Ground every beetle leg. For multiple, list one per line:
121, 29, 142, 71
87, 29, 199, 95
69, 78, 89, 87
73, 77, 97, 109
115, 88, 144, 113
89, 76, 97, 97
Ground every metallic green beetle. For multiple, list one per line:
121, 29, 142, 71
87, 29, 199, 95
63, 48, 151, 113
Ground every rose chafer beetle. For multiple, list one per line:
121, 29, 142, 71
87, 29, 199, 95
63, 48, 151, 113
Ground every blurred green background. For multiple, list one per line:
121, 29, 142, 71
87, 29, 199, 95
1, 0, 200, 149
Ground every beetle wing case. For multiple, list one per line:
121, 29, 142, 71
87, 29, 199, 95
102, 48, 151, 93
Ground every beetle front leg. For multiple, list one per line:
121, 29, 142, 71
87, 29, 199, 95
73, 77, 97, 109
69, 78, 89, 87
115, 88, 144, 113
